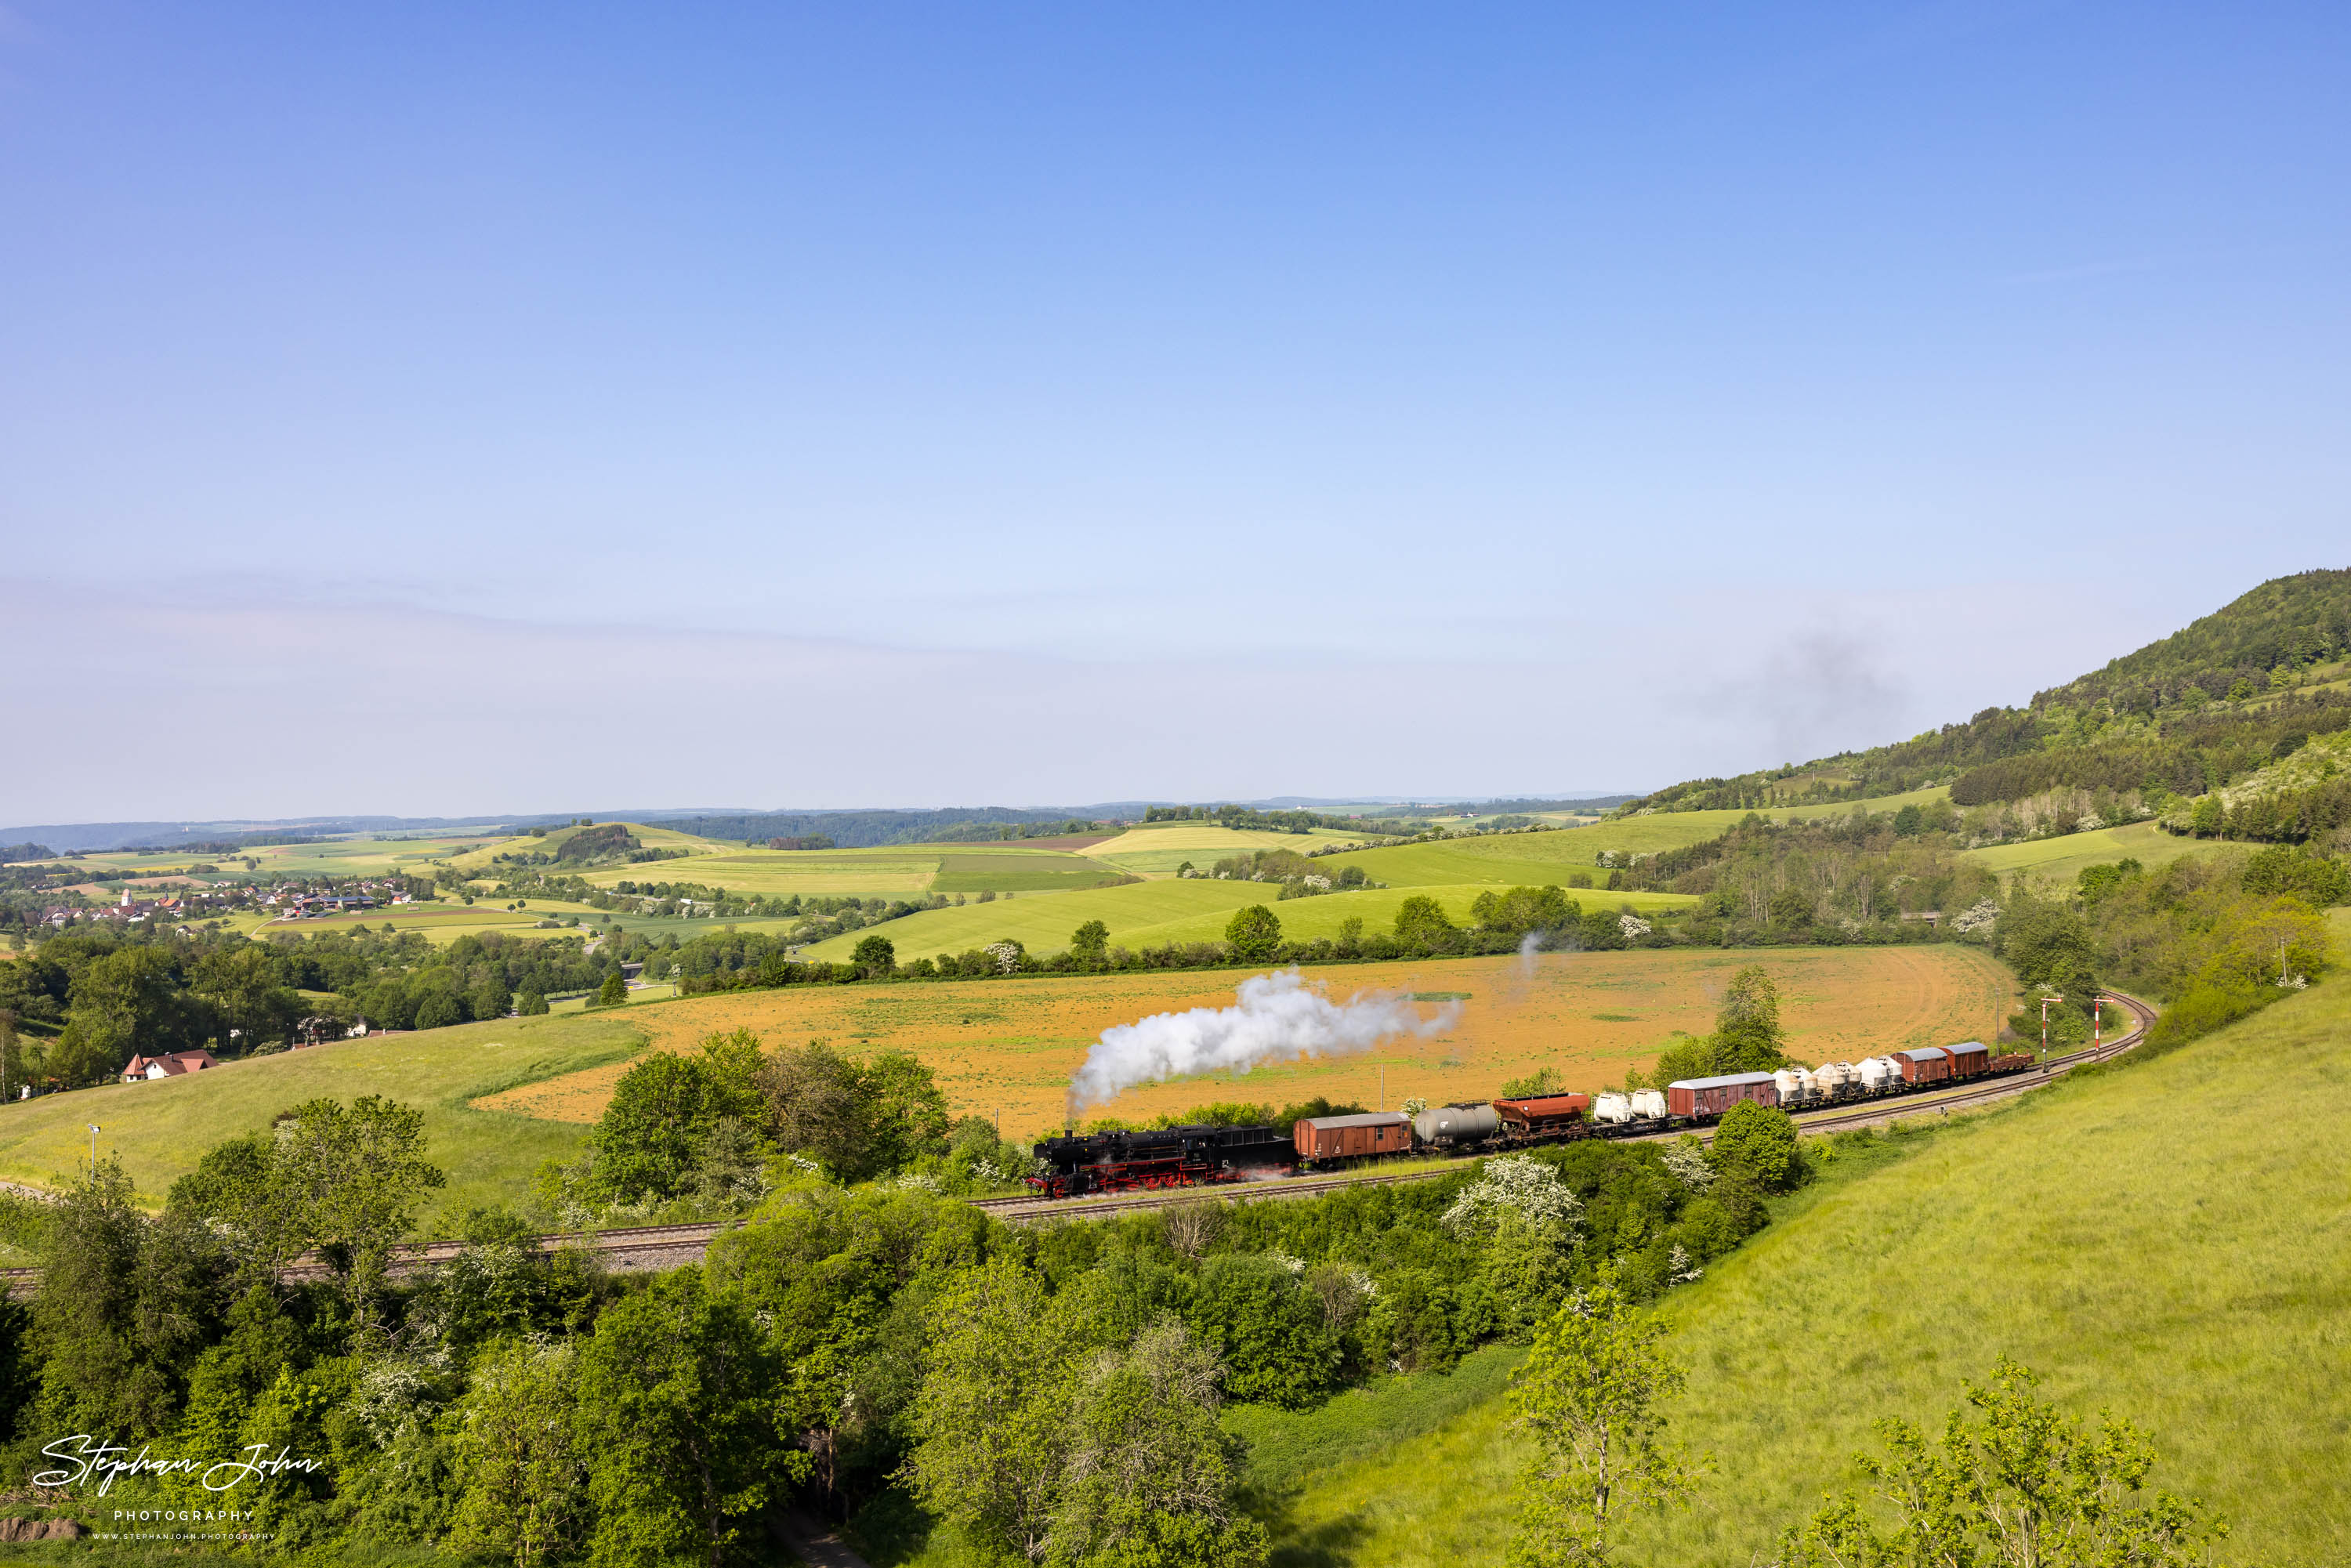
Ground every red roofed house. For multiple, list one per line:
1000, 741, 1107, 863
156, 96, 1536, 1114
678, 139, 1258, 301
121, 1050, 219, 1083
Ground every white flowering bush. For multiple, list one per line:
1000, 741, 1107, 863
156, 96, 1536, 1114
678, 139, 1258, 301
1669, 1244, 1703, 1284
984, 941, 1023, 975
1443, 1154, 1583, 1239
346, 1356, 444, 1448
1951, 898, 2000, 936
1661, 1138, 1715, 1192
1619, 914, 1652, 940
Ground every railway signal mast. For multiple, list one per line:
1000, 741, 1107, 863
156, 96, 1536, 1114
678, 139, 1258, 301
2039, 994, 2063, 1052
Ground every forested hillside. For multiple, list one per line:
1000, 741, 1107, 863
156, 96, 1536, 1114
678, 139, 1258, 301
1630, 570, 2351, 848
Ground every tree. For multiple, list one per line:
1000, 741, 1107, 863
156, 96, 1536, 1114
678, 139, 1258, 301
596, 971, 628, 1008
1224, 906, 1282, 965
1998, 900, 2098, 993
1183, 1255, 1339, 1409
270, 1095, 448, 1323
1773, 1359, 2224, 1568
904, 1258, 1083, 1563
31, 1157, 224, 1441
191, 943, 299, 1052
850, 933, 897, 979
595, 1033, 768, 1204
71, 944, 205, 1060
1506, 1278, 1700, 1566
1052, 1319, 1270, 1568
856, 1048, 951, 1177
1650, 966, 1788, 1083
756, 1040, 867, 1176
1393, 895, 1457, 949
517, 989, 549, 1016
447, 1340, 591, 1568
1714, 966, 1784, 1063
577, 1269, 788, 1568
1070, 920, 1111, 967
1708, 1103, 1801, 1193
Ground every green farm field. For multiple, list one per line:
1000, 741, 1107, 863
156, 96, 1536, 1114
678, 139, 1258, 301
796, 878, 1700, 964
1244, 911, 2351, 1568
0, 1012, 643, 1228
1085, 820, 1388, 875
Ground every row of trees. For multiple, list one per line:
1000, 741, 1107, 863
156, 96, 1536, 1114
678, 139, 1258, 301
0, 925, 661, 1087
0, 1066, 1811, 1565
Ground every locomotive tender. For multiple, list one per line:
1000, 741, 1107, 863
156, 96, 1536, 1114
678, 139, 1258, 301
1027, 1039, 2038, 1197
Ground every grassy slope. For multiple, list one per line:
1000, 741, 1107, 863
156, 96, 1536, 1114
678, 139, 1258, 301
1260, 914, 2351, 1568
1321, 788, 1953, 888
0, 1012, 644, 1226
1956, 819, 2241, 885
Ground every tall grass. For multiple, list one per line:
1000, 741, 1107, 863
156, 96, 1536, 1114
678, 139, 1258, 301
1261, 911, 2351, 1566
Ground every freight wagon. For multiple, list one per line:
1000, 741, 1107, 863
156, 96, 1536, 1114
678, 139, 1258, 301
1666, 1071, 1780, 1118
1946, 1041, 1991, 1078
1295, 1111, 1414, 1164
1493, 1093, 1592, 1138
1895, 1046, 1952, 1085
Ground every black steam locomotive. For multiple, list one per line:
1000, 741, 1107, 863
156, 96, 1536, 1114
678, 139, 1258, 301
1027, 1122, 1294, 1198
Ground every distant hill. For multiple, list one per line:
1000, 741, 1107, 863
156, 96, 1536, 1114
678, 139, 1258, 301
1626, 569, 2351, 832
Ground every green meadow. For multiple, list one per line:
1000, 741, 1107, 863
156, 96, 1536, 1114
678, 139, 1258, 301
796, 878, 1700, 963
1956, 818, 2239, 885
1085, 820, 1386, 875
0, 1011, 643, 1228
1241, 909, 2351, 1568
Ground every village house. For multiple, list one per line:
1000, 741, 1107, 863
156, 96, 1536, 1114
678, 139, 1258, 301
121, 1049, 219, 1083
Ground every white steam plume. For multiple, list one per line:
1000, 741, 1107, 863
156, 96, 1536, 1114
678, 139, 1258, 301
1067, 969, 1464, 1117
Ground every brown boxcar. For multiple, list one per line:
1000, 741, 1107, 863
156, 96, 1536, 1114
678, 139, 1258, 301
1493, 1093, 1592, 1135
1896, 1047, 1952, 1085
1666, 1072, 1778, 1117
1946, 1041, 1991, 1078
1294, 1112, 1413, 1161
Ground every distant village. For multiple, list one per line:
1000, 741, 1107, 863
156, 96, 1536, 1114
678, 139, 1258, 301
35, 875, 428, 933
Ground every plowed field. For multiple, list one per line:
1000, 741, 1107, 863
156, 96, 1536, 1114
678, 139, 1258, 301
474, 945, 2014, 1139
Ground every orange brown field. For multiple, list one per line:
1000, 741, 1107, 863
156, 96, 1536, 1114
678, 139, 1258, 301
473, 945, 2018, 1139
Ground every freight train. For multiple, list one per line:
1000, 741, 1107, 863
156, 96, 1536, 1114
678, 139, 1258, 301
1026, 1041, 2036, 1197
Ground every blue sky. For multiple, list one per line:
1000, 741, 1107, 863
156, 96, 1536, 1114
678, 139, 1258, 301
5, 2, 2348, 820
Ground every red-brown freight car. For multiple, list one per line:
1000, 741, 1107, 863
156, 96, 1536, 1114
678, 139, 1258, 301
1492, 1093, 1592, 1137
1665, 1072, 1779, 1117
1946, 1041, 1991, 1078
1896, 1046, 1952, 1085
1294, 1112, 1413, 1161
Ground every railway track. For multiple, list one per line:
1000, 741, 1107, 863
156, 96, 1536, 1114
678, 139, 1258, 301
0, 991, 2155, 1287
966, 987, 2157, 1226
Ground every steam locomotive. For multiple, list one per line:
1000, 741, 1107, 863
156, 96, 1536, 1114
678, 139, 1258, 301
1027, 1041, 2034, 1198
